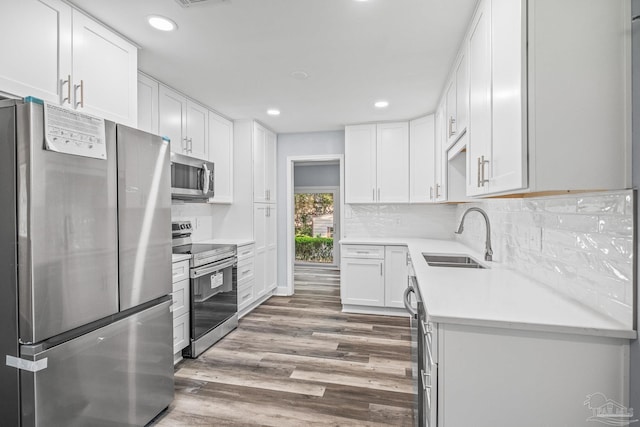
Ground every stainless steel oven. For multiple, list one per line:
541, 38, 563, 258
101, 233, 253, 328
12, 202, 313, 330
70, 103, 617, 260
170, 152, 214, 200
172, 221, 238, 358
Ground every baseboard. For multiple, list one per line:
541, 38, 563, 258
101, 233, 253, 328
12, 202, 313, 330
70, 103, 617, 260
341, 305, 409, 317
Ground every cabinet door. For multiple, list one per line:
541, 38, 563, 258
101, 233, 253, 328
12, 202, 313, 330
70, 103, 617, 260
467, 0, 492, 196
253, 204, 267, 298
409, 115, 436, 203
253, 123, 267, 202
445, 79, 457, 146
265, 130, 277, 202
265, 205, 277, 292
455, 51, 469, 138
490, 0, 527, 194
345, 124, 377, 203
341, 257, 385, 307
0, 0, 72, 105
384, 246, 408, 308
186, 101, 209, 160
434, 104, 448, 202
137, 73, 159, 134
377, 122, 409, 203
72, 10, 137, 126
159, 85, 187, 154
208, 111, 233, 203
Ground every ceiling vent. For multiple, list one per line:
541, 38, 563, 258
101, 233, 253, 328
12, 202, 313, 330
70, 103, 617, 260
175, 0, 230, 7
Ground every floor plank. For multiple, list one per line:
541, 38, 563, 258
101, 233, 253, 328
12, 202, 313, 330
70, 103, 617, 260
151, 265, 414, 426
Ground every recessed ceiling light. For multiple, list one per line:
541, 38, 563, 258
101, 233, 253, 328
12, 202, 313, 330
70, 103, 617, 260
291, 70, 310, 80
267, 109, 281, 116
374, 100, 389, 108
147, 15, 177, 32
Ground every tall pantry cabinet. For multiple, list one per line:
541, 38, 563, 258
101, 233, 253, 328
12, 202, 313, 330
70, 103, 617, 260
213, 120, 278, 314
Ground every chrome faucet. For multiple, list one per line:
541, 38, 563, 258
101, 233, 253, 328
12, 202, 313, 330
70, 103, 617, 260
455, 207, 493, 262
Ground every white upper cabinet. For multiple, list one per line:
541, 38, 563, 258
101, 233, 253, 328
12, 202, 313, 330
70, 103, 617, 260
464, 0, 630, 197
208, 111, 234, 203
159, 85, 209, 160
71, 11, 138, 126
137, 73, 159, 134
345, 124, 377, 203
445, 52, 469, 148
0, 1, 138, 127
345, 122, 409, 204
409, 115, 436, 203
0, 0, 72, 104
467, 0, 493, 197
434, 105, 448, 202
186, 101, 209, 160
159, 85, 186, 154
252, 122, 277, 203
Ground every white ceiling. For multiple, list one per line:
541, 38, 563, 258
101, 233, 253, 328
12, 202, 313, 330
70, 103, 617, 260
68, 0, 477, 134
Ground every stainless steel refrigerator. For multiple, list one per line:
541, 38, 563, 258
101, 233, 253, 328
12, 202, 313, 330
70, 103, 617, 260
0, 98, 174, 426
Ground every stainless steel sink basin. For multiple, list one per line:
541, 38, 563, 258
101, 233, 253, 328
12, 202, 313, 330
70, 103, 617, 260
422, 253, 486, 269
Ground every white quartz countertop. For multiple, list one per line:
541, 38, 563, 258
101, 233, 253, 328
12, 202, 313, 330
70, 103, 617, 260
340, 238, 636, 340
172, 253, 191, 263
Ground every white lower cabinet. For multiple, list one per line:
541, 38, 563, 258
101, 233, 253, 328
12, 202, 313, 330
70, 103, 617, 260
172, 260, 190, 362
341, 245, 408, 311
236, 243, 256, 316
428, 321, 630, 426
254, 204, 277, 300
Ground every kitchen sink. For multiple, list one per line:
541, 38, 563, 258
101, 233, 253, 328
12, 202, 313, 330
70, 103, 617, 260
422, 253, 486, 269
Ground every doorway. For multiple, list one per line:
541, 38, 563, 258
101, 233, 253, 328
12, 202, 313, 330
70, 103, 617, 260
294, 187, 340, 267
285, 155, 344, 296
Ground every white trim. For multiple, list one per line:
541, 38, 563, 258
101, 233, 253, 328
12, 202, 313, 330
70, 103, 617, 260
286, 154, 344, 296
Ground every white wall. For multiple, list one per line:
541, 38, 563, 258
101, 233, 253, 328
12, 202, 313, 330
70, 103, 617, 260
276, 131, 345, 289
294, 164, 340, 188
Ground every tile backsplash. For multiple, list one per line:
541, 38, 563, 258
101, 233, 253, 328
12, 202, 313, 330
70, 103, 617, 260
343, 204, 458, 239
454, 190, 634, 327
171, 202, 215, 241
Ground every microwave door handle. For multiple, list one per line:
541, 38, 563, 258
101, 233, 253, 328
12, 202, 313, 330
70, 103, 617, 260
201, 164, 210, 194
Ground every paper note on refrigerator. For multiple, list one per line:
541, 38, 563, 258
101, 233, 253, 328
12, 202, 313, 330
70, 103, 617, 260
43, 102, 107, 160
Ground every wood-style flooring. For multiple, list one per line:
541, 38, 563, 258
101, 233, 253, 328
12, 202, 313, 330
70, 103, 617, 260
151, 265, 414, 426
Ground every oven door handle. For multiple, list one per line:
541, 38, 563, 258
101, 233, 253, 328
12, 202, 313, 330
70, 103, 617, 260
191, 258, 237, 278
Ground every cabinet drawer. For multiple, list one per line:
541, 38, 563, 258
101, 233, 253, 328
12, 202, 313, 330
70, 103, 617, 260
236, 258, 255, 282
172, 260, 190, 283
342, 245, 384, 259
237, 244, 255, 261
238, 280, 255, 312
171, 278, 189, 319
173, 312, 189, 354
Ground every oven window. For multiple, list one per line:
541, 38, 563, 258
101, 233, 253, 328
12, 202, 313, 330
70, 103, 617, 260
191, 264, 236, 339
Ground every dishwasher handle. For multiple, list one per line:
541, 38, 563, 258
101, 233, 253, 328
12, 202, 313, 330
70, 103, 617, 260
403, 281, 418, 319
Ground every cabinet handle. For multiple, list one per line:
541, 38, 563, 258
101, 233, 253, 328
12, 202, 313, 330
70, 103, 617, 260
377, 188, 380, 201
242, 269, 251, 274
448, 117, 456, 137
188, 138, 194, 153
380, 263, 383, 276
481, 155, 490, 187
429, 186, 433, 200
372, 188, 375, 201
61, 75, 71, 105
74, 79, 84, 108
421, 369, 431, 390
436, 184, 441, 198
477, 157, 482, 188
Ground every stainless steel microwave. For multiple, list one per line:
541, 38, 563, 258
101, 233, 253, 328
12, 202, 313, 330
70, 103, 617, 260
170, 152, 215, 200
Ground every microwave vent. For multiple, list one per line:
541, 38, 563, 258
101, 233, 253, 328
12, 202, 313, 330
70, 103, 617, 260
174, 0, 230, 7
